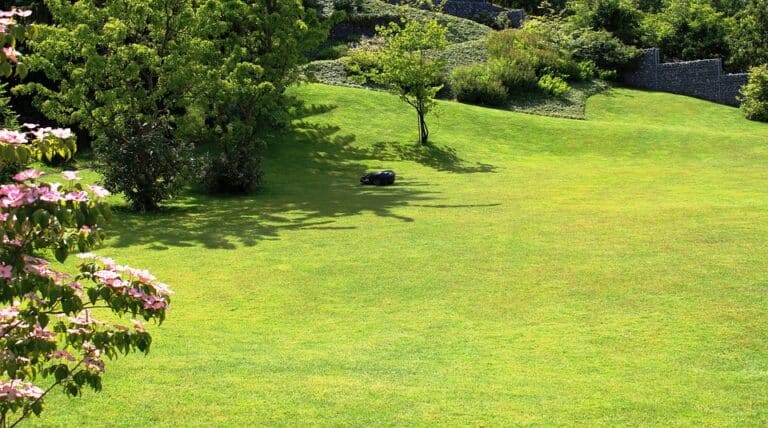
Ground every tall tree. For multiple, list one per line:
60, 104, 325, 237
17, 0, 202, 210
194, 0, 328, 193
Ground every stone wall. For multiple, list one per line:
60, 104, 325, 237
329, 17, 394, 40
623, 48, 748, 106
387, 0, 524, 28
438, 1, 524, 27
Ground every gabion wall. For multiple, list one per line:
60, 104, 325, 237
623, 49, 748, 106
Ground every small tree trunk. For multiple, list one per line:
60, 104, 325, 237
417, 109, 429, 145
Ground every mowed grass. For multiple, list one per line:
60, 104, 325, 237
30, 84, 768, 426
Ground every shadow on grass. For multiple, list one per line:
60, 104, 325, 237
107, 103, 454, 250
365, 141, 497, 173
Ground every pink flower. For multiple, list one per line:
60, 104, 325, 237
128, 287, 145, 299
29, 323, 55, 341
131, 319, 146, 332
0, 263, 12, 279
125, 267, 156, 284
88, 185, 110, 198
0, 380, 44, 403
83, 355, 105, 373
0, 129, 27, 145
39, 188, 61, 202
98, 257, 118, 269
49, 350, 76, 361
64, 191, 88, 202
80, 225, 91, 233
12, 169, 42, 182
21, 123, 37, 129
0, 213, 9, 221
153, 282, 173, 296
142, 294, 167, 310
0, 305, 19, 321
2, 188, 27, 207
76, 252, 97, 260
22, 263, 49, 278
0, 9, 32, 18
62, 170, 80, 181
50, 128, 73, 139
93, 270, 120, 281
2, 47, 19, 63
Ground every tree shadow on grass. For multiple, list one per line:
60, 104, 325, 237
107, 104, 446, 250
365, 141, 497, 173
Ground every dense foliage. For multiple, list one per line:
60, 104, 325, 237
17, 0, 200, 211
640, 0, 730, 62
568, 0, 643, 45
95, 120, 192, 211
740, 65, 768, 123
194, 0, 326, 193
567, 28, 642, 73
450, 63, 508, 106
504, 0, 765, 72
726, 0, 768, 72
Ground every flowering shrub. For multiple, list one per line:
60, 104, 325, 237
0, 10, 171, 426
0, 127, 172, 426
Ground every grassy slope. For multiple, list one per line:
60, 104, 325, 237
30, 85, 768, 426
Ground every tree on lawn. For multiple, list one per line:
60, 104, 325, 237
16, 0, 201, 211
374, 19, 447, 145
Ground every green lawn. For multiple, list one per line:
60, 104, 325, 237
31, 84, 768, 426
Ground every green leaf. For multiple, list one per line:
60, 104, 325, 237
55, 245, 68, 263
38, 313, 49, 328
15, 62, 29, 79
0, 61, 11, 77
87, 288, 99, 305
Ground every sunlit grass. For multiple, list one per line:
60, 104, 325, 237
29, 84, 768, 426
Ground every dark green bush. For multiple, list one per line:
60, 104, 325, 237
488, 58, 537, 93
641, 0, 730, 62
96, 119, 193, 211
727, 0, 768, 71
451, 64, 508, 107
333, 0, 363, 13
568, 29, 642, 74
568, 0, 643, 45
741, 64, 768, 122
201, 137, 265, 194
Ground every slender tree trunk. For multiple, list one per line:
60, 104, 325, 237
418, 109, 429, 145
